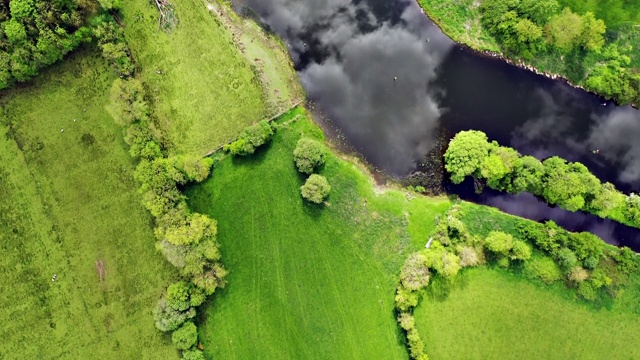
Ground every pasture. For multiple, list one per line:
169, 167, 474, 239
0, 50, 178, 359
415, 267, 640, 359
186, 108, 451, 359
120, 0, 302, 156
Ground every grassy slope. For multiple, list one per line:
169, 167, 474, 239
186, 108, 451, 359
120, 0, 301, 157
0, 50, 177, 359
415, 267, 640, 360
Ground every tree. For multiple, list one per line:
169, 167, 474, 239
568, 267, 589, 283
546, 8, 584, 52
626, 193, 640, 224
579, 12, 606, 52
588, 182, 624, 217
167, 281, 207, 311
508, 155, 544, 194
172, 322, 198, 350
444, 130, 491, 184
566, 232, 604, 261
440, 252, 462, 278
481, 145, 520, 189
153, 299, 195, 332
164, 213, 217, 246
518, 0, 559, 24
300, 174, 331, 204
108, 78, 149, 126
224, 120, 274, 156
514, 18, 542, 44
400, 253, 430, 291
484, 231, 515, 256
293, 138, 326, 174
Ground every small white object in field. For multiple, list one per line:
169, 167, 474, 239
52, 274, 57, 281
74, 119, 76, 122
61, 129, 64, 133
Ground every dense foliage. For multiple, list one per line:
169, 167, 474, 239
477, 0, 639, 104
0, 0, 99, 89
444, 130, 640, 228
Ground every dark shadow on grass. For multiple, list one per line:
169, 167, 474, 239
229, 140, 274, 167
301, 199, 325, 220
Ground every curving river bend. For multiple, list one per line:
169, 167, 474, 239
233, 0, 640, 251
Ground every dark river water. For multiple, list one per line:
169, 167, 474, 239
234, 0, 640, 251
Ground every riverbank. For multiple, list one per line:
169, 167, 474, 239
416, 0, 640, 108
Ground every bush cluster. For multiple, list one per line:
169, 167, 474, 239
223, 120, 274, 156
444, 130, 640, 227
292, 138, 331, 204
100, 17, 222, 359
0, 0, 95, 90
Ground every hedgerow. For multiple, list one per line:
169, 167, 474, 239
97, 4, 223, 357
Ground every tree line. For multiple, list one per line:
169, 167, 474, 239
97, 5, 214, 359
479, 0, 640, 105
444, 130, 640, 229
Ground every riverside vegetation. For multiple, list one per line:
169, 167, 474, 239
418, 0, 640, 105
444, 130, 640, 228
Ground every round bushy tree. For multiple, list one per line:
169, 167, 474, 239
484, 231, 515, 256
444, 130, 491, 184
172, 321, 198, 350
301, 174, 331, 204
294, 138, 326, 174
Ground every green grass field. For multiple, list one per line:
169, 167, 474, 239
415, 267, 640, 359
120, 0, 301, 156
557, 0, 640, 27
0, 50, 178, 359
186, 108, 451, 359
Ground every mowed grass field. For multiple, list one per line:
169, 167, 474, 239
120, 0, 300, 156
187, 108, 451, 359
0, 50, 178, 359
415, 267, 640, 360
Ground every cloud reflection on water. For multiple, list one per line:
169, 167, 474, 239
245, 0, 454, 174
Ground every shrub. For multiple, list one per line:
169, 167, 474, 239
172, 322, 198, 350
406, 328, 426, 359
440, 252, 462, 278
568, 267, 589, 283
300, 174, 331, 204
400, 253, 430, 291
577, 281, 598, 301
511, 240, 532, 261
566, 232, 604, 261
496, 256, 510, 268
293, 138, 326, 174
524, 256, 562, 284
613, 247, 638, 274
556, 248, 578, 270
583, 256, 599, 270
224, 120, 274, 156
167, 281, 207, 311
108, 78, 149, 126
182, 350, 206, 360
484, 231, 515, 256
625, 193, 640, 223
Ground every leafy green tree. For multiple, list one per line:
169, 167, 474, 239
395, 286, 419, 311
172, 322, 198, 350
508, 155, 544, 194
444, 130, 491, 184
167, 281, 207, 312
568, 266, 589, 283
153, 299, 195, 332
300, 174, 331, 204
566, 232, 604, 261
224, 121, 274, 156
585, 45, 637, 104
481, 146, 520, 189
518, 0, 558, 24
625, 193, 640, 224
98, 0, 122, 10
524, 256, 562, 284
9, 0, 34, 21
293, 138, 326, 174
546, 8, 584, 52
579, 12, 606, 51
541, 157, 600, 212
588, 182, 624, 217
514, 18, 542, 44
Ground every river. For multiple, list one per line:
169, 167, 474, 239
233, 0, 640, 251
